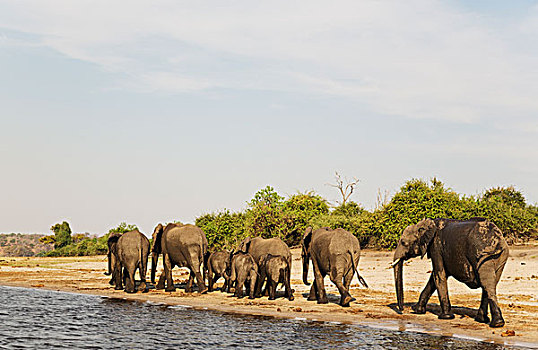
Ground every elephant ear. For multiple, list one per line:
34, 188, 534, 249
239, 237, 251, 253
471, 220, 505, 268
417, 219, 437, 258
302, 227, 313, 253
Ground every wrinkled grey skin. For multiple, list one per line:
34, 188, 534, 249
229, 252, 258, 299
393, 218, 509, 328
112, 230, 150, 293
258, 254, 294, 301
151, 223, 208, 294
104, 232, 122, 285
302, 227, 368, 307
207, 250, 231, 292
238, 236, 292, 297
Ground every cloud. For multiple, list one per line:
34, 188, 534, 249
1, 0, 537, 127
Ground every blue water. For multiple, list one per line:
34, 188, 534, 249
0, 285, 524, 349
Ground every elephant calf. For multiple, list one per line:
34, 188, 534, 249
207, 251, 231, 292
258, 254, 294, 301
230, 252, 258, 299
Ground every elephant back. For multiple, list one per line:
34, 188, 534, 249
247, 237, 291, 266
117, 230, 150, 259
163, 224, 207, 249
329, 228, 360, 255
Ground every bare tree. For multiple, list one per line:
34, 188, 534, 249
375, 188, 390, 210
327, 171, 360, 205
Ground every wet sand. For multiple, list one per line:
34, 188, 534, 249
1, 245, 537, 348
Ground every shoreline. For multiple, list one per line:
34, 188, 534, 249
1, 246, 537, 348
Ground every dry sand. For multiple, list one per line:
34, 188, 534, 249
1, 245, 537, 348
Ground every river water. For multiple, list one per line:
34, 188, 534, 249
0, 285, 525, 349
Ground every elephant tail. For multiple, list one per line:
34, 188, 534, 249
349, 250, 368, 288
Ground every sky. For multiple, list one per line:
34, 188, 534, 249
1, 1, 537, 235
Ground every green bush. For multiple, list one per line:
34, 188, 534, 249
50, 221, 72, 248
309, 211, 374, 247
38, 180, 538, 256
368, 179, 465, 248
196, 211, 246, 250
44, 222, 137, 257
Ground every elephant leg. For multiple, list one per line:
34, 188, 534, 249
156, 272, 166, 290
163, 254, 175, 292
330, 262, 351, 307
413, 275, 436, 314
235, 278, 245, 298
311, 259, 328, 304
433, 269, 454, 319
478, 259, 505, 328
113, 262, 123, 290
475, 289, 490, 324
185, 271, 195, 293
123, 267, 128, 286
186, 251, 207, 294
194, 268, 207, 294
284, 270, 294, 301
255, 269, 266, 298
212, 274, 221, 291
248, 274, 257, 299
223, 273, 230, 293
138, 257, 148, 293
207, 265, 214, 292
125, 266, 136, 293
343, 267, 353, 291
268, 280, 277, 300
307, 283, 317, 301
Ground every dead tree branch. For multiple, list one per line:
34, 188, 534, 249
327, 171, 360, 205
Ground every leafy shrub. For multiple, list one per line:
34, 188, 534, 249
44, 222, 137, 257
196, 211, 246, 250
368, 179, 465, 248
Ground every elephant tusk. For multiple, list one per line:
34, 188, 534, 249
390, 258, 401, 269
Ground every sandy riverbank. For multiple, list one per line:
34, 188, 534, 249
1, 245, 537, 348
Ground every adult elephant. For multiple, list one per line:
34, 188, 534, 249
151, 223, 208, 294
238, 236, 292, 298
302, 227, 368, 307
112, 230, 150, 293
392, 218, 509, 328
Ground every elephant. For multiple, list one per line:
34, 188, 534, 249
258, 254, 294, 301
392, 217, 509, 328
302, 227, 368, 307
151, 223, 208, 293
112, 230, 150, 293
229, 251, 258, 299
104, 232, 122, 285
238, 236, 292, 297
207, 250, 231, 292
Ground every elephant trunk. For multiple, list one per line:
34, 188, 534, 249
151, 251, 159, 284
394, 258, 404, 312
302, 254, 310, 285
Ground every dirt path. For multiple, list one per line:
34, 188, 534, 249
1, 245, 537, 348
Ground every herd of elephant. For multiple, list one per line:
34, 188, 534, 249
105, 218, 509, 328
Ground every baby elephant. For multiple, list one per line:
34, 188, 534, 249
259, 254, 294, 301
230, 252, 258, 299
207, 251, 231, 292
